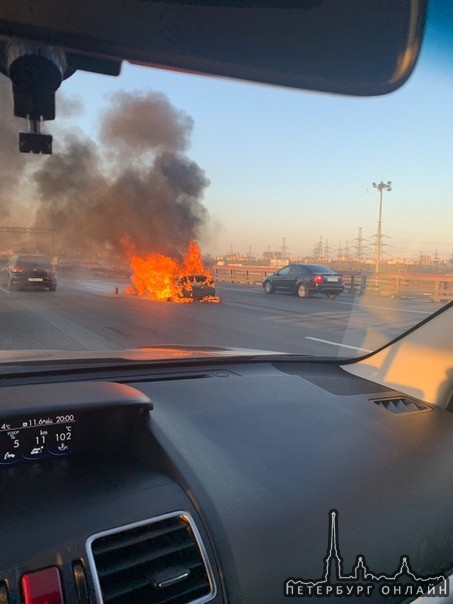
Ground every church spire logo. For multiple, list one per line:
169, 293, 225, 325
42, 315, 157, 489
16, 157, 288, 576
284, 510, 448, 599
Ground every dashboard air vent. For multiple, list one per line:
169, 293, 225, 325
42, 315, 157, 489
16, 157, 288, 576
87, 512, 215, 604
372, 397, 432, 414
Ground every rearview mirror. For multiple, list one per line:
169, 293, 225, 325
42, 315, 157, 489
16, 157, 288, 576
0, 0, 427, 96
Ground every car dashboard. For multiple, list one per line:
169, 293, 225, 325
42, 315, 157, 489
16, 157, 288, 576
1, 360, 453, 604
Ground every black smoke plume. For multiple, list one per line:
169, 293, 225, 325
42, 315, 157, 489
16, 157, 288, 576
32, 89, 210, 259
0, 74, 31, 223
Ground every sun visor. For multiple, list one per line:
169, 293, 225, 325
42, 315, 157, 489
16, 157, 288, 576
0, 0, 427, 96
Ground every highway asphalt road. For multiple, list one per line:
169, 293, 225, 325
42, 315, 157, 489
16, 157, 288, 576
0, 273, 440, 358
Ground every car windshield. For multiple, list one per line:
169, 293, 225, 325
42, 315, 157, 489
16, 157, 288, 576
0, 4, 451, 362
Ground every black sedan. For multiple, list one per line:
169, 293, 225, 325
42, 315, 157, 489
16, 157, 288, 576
3, 254, 57, 291
263, 263, 344, 299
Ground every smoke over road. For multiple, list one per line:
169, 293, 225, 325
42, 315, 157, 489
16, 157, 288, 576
16, 88, 210, 259
0, 74, 32, 222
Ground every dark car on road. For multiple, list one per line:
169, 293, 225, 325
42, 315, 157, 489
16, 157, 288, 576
263, 263, 344, 299
3, 254, 57, 291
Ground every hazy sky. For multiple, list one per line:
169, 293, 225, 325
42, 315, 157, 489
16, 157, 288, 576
54, 4, 452, 260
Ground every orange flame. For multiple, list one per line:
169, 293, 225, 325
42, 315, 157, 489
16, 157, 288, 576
123, 239, 220, 303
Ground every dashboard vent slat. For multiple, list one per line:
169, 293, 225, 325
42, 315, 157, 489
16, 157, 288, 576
88, 512, 215, 604
96, 537, 197, 578
93, 522, 186, 556
372, 397, 432, 414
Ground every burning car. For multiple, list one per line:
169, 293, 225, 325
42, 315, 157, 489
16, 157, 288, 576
125, 241, 220, 302
177, 274, 216, 301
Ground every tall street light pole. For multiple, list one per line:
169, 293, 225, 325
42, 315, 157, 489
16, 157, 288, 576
372, 180, 391, 273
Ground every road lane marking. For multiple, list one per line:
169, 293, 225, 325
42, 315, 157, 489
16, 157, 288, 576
327, 299, 432, 315
262, 315, 301, 323
261, 315, 349, 325
305, 336, 372, 353
0, 287, 10, 294
60, 281, 124, 297
217, 286, 262, 294
218, 286, 433, 313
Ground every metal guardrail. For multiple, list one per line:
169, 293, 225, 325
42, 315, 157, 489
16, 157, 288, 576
212, 266, 453, 302
364, 274, 453, 302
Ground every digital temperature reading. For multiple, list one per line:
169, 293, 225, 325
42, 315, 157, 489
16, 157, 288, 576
0, 414, 76, 464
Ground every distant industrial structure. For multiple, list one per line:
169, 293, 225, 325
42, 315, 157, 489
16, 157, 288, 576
216, 233, 453, 274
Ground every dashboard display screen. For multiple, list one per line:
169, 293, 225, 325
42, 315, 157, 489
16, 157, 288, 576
0, 413, 76, 464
